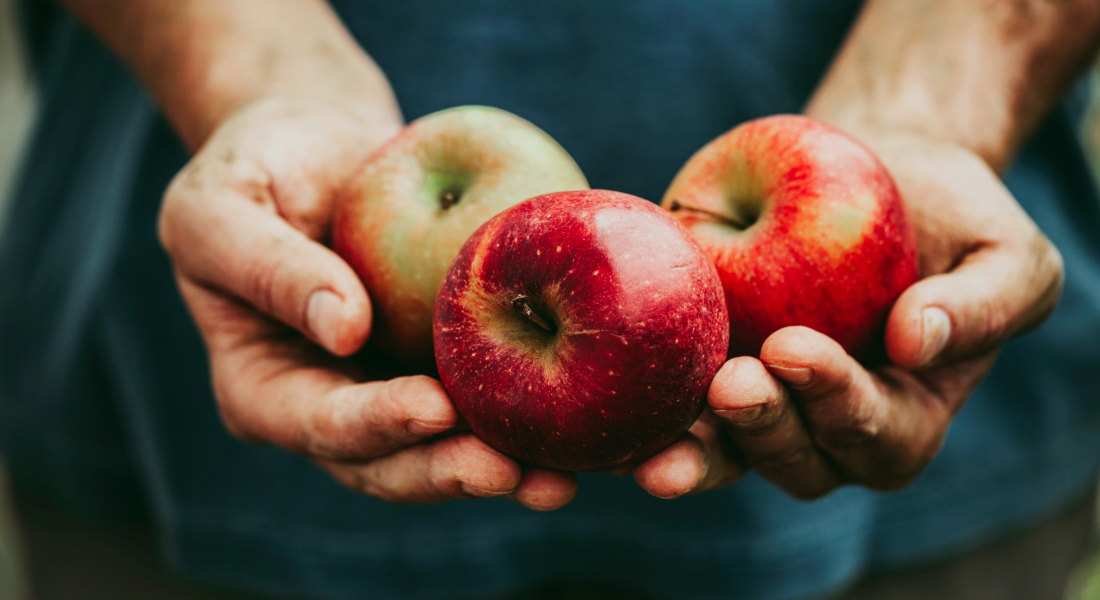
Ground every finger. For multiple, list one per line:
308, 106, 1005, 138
319, 434, 522, 504
180, 277, 456, 460
509, 467, 578, 511
761, 326, 950, 489
160, 168, 370, 356
633, 436, 705, 500
886, 235, 1063, 369
709, 357, 840, 499
633, 412, 744, 499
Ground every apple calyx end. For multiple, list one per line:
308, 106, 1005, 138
439, 187, 463, 210
668, 199, 751, 230
511, 294, 557, 335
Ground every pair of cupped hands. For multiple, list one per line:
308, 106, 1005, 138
160, 96, 1063, 511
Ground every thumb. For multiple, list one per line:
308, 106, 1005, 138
160, 179, 371, 357
885, 236, 1063, 369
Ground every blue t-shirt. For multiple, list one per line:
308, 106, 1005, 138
3, 2, 1100, 599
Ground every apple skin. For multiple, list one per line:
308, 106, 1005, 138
661, 115, 918, 361
333, 106, 588, 365
433, 190, 729, 472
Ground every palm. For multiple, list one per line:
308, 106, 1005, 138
159, 97, 578, 510
632, 132, 1063, 500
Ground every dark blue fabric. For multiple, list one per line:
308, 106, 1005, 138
0, 13, 153, 519
2, 2, 1099, 599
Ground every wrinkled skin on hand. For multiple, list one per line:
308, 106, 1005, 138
630, 131, 1063, 500
159, 97, 578, 510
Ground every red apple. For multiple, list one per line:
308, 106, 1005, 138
662, 115, 917, 360
334, 106, 588, 364
433, 190, 729, 471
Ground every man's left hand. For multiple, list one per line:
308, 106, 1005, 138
630, 131, 1063, 500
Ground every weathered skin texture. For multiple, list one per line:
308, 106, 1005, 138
334, 106, 588, 364
434, 190, 729, 471
662, 115, 917, 361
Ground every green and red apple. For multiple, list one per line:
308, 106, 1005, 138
334, 106, 588, 364
434, 190, 729, 471
662, 115, 917, 360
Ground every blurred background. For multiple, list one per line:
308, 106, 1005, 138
0, 0, 34, 595
0, 0, 33, 592
0, 1, 1097, 599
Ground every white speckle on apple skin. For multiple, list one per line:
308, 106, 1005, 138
434, 189, 727, 471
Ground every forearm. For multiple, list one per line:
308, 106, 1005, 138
807, 0, 1100, 172
59, 0, 401, 150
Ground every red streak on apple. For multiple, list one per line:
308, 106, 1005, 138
434, 190, 729, 471
663, 115, 918, 360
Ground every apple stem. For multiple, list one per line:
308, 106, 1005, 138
668, 199, 749, 229
439, 190, 458, 210
511, 294, 557, 334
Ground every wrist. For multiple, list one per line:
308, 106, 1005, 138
802, 99, 992, 169
803, 68, 1017, 173
804, 0, 1100, 175
178, 49, 402, 150
90, 0, 402, 150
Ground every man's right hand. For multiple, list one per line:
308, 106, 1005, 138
55, 0, 578, 510
159, 96, 578, 510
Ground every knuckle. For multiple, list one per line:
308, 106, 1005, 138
722, 400, 784, 435
901, 434, 944, 479
220, 413, 257, 443
158, 159, 209, 254
1042, 237, 1065, 279
999, 231, 1066, 340
752, 445, 814, 474
353, 461, 430, 504
327, 465, 368, 495
1032, 235, 1065, 315
157, 178, 187, 255
392, 375, 456, 425
979, 298, 1011, 348
812, 409, 881, 451
303, 383, 417, 461
857, 431, 945, 492
354, 469, 404, 503
214, 389, 262, 444
360, 380, 416, 447
304, 400, 360, 459
242, 256, 282, 316
359, 480, 410, 504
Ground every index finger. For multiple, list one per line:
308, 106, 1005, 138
886, 232, 1063, 370
709, 357, 840, 499
180, 276, 457, 461
160, 162, 372, 357
760, 326, 953, 489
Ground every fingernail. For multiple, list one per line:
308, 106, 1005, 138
919, 307, 951, 367
713, 405, 764, 423
460, 483, 510, 498
307, 290, 343, 351
407, 420, 452, 436
765, 364, 815, 387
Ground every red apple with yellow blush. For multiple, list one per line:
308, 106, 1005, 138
662, 115, 917, 360
334, 106, 588, 365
